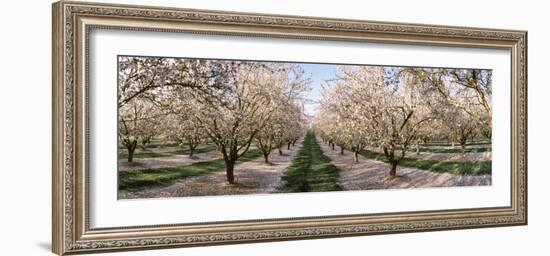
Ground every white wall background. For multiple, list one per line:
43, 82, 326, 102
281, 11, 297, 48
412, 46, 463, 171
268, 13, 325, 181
0, 0, 547, 255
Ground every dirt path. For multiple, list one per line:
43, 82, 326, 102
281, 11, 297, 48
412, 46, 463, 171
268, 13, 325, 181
119, 140, 303, 199
319, 139, 491, 190
118, 150, 223, 172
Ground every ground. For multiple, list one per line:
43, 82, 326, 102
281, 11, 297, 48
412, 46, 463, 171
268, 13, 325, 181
117, 133, 492, 199
118, 149, 221, 171
318, 138, 491, 190
119, 140, 303, 199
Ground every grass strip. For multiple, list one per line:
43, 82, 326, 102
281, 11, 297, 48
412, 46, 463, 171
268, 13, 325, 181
118, 145, 217, 159
118, 142, 180, 149
420, 141, 491, 147
279, 132, 342, 192
401, 146, 491, 153
119, 149, 262, 192
359, 149, 491, 176
145, 142, 180, 148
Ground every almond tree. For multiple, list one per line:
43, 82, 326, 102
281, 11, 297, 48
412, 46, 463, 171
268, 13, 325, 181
164, 113, 204, 157
167, 61, 309, 183
439, 107, 478, 152
363, 68, 435, 177
277, 104, 307, 155
255, 110, 288, 163
316, 66, 436, 177
315, 111, 337, 150
118, 56, 237, 108
284, 111, 308, 149
255, 102, 306, 163
118, 56, 238, 160
118, 98, 161, 162
317, 78, 374, 162
446, 69, 492, 132
408, 68, 492, 139
158, 91, 207, 158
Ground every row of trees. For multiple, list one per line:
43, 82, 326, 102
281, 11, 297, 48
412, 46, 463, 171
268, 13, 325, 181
315, 66, 492, 177
118, 57, 310, 183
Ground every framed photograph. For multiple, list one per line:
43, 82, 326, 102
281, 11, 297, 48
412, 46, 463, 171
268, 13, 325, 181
52, 1, 527, 255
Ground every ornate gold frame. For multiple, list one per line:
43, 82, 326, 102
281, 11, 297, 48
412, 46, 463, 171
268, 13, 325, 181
52, 1, 527, 255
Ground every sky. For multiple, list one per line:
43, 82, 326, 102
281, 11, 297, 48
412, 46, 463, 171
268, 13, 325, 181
299, 63, 340, 118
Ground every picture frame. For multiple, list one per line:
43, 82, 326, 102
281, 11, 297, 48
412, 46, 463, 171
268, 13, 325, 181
52, 1, 527, 255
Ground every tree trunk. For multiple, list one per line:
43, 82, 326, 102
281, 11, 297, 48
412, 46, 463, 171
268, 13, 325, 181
140, 137, 150, 151
331, 143, 335, 150
278, 147, 283, 156
460, 143, 466, 153
353, 151, 359, 163
263, 152, 269, 163
225, 160, 235, 184
416, 144, 420, 155
287, 142, 291, 150
389, 161, 398, 177
340, 146, 344, 155
127, 142, 137, 163
127, 150, 134, 163
189, 144, 196, 157
292, 139, 298, 146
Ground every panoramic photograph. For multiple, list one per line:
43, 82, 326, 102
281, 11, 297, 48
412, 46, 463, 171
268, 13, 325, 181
117, 56, 492, 199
